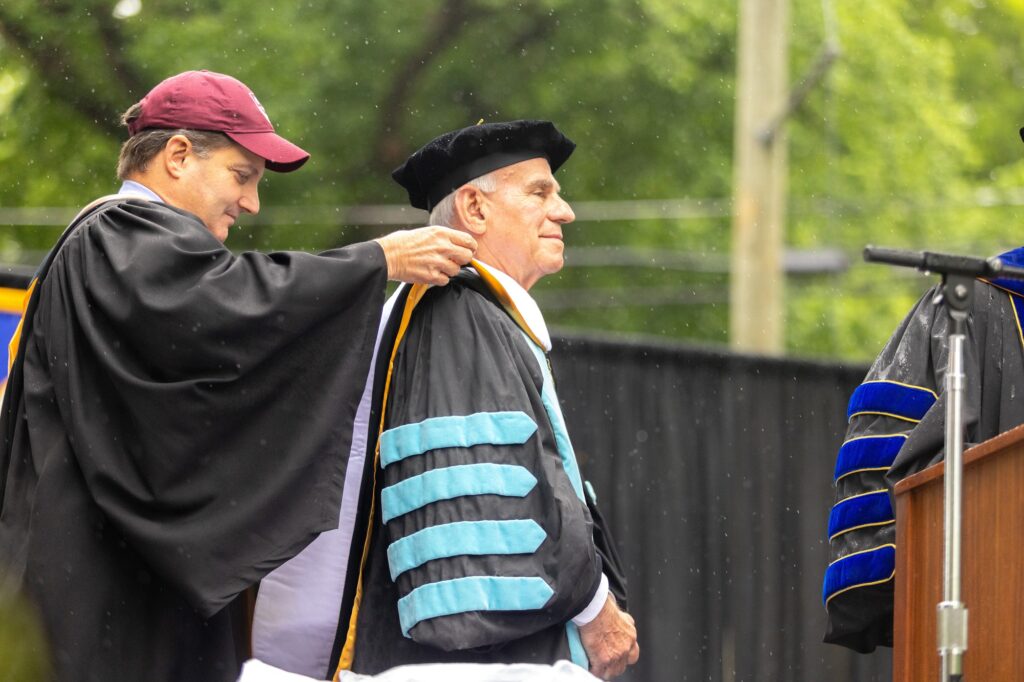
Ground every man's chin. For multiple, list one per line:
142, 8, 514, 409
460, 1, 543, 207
545, 257, 565, 276
204, 222, 231, 242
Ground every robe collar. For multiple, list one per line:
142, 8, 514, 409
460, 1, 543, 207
117, 180, 165, 203
470, 260, 552, 352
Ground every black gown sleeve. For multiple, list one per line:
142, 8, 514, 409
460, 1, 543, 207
32, 199, 387, 616
583, 482, 628, 610
822, 282, 984, 651
376, 283, 603, 651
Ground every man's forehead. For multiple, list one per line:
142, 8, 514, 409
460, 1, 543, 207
497, 157, 557, 186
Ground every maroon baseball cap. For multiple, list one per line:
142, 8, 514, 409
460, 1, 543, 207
127, 70, 310, 172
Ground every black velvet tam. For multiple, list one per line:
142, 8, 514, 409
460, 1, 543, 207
392, 120, 575, 211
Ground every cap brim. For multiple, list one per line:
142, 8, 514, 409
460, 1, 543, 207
226, 131, 310, 173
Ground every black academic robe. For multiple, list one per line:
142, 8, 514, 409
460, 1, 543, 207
0, 198, 386, 681
823, 258, 1024, 652
341, 272, 605, 674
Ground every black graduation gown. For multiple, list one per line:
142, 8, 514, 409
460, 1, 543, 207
0, 198, 387, 681
823, 262, 1024, 652
342, 272, 605, 674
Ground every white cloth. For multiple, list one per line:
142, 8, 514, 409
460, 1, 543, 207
238, 659, 325, 681
570, 573, 608, 626
237, 659, 601, 682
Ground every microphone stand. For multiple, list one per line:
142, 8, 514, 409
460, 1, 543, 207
863, 246, 1024, 682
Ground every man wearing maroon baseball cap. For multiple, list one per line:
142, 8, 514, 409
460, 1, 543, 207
0, 70, 476, 682
126, 70, 310, 173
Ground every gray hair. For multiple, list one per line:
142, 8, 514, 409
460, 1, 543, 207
427, 171, 499, 227
116, 102, 233, 180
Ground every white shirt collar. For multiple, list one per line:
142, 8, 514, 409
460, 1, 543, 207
472, 260, 552, 352
117, 180, 164, 203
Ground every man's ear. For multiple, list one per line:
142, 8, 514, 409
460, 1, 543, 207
163, 134, 193, 179
453, 185, 487, 236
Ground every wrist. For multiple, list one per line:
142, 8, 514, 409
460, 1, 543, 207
572, 573, 609, 626
374, 235, 400, 281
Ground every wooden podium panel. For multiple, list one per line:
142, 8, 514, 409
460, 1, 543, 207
893, 424, 1024, 681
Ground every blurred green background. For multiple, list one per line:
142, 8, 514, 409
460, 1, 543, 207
2, 0, 1024, 361
0, 583, 52, 681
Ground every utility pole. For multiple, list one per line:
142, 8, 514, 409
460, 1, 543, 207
730, 0, 789, 354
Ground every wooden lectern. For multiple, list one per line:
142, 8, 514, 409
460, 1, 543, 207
893, 423, 1024, 681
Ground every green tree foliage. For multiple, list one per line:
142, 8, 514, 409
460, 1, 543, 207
2, 0, 1023, 360
0, 583, 52, 681
787, 0, 1024, 358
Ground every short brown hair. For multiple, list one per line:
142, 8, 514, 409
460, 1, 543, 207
117, 102, 233, 179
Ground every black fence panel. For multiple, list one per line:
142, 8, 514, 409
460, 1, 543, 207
552, 332, 891, 682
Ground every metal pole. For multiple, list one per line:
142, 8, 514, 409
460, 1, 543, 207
938, 280, 970, 682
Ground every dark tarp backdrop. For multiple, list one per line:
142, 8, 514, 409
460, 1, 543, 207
552, 332, 890, 682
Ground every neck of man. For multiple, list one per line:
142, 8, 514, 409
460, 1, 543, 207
474, 246, 537, 291
448, 217, 537, 291
125, 170, 174, 207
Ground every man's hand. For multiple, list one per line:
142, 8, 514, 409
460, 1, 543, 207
578, 595, 640, 679
375, 226, 477, 286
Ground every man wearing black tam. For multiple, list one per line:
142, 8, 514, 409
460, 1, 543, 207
392, 119, 576, 213
252, 121, 640, 680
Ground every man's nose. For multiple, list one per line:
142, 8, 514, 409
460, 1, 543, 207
551, 195, 575, 224
239, 186, 261, 215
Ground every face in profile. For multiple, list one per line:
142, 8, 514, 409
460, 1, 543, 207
479, 157, 576, 290
174, 142, 265, 241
